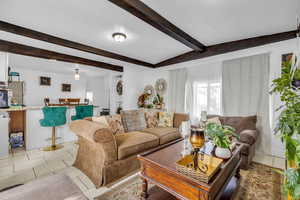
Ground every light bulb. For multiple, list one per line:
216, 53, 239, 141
74, 69, 80, 80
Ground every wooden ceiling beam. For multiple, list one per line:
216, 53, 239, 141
107, 0, 206, 51
156, 30, 298, 67
0, 39, 123, 72
0, 20, 153, 67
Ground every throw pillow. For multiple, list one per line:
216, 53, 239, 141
158, 112, 174, 127
105, 114, 125, 135
92, 116, 109, 127
206, 117, 222, 125
144, 111, 159, 128
121, 110, 147, 132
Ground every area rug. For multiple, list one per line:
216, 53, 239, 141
97, 163, 283, 200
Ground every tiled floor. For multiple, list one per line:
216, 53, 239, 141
0, 142, 285, 199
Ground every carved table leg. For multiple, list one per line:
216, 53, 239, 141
141, 178, 148, 200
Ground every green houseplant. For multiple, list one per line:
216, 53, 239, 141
205, 123, 237, 159
271, 54, 300, 200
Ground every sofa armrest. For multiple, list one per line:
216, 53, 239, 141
70, 120, 115, 144
239, 129, 258, 145
173, 113, 190, 128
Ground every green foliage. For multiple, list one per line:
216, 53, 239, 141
282, 168, 300, 199
271, 55, 300, 199
205, 123, 237, 148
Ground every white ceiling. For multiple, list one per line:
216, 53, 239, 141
0, 0, 299, 68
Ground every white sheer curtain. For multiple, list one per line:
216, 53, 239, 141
222, 53, 271, 154
185, 63, 222, 124
169, 68, 187, 113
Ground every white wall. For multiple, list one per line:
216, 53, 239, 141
0, 52, 8, 83
122, 65, 169, 111
87, 75, 110, 115
13, 67, 87, 106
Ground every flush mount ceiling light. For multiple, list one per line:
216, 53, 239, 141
74, 68, 80, 80
112, 32, 127, 42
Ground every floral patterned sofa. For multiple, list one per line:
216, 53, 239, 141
69, 109, 189, 188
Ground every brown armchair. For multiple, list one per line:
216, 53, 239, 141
208, 115, 258, 169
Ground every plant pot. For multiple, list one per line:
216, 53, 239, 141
292, 79, 300, 89
215, 147, 232, 159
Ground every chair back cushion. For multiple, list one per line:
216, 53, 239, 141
219, 116, 257, 133
40, 106, 67, 127
72, 105, 93, 120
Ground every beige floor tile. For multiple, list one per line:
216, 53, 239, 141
33, 163, 53, 178
78, 173, 96, 190
61, 153, 76, 166
0, 169, 35, 190
11, 154, 29, 162
0, 158, 12, 168
273, 157, 286, 170
27, 149, 44, 160
0, 165, 14, 177
253, 154, 273, 166
46, 160, 67, 173
71, 176, 89, 192
14, 158, 44, 172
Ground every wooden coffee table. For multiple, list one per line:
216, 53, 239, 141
138, 139, 243, 200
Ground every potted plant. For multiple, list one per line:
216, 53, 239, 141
205, 123, 237, 159
271, 54, 300, 200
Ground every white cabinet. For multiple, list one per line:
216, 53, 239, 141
0, 52, 8, 83
0, 117, 9, 157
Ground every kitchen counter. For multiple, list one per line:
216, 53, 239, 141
0, 105, 98, 112
0, 105, 99, 152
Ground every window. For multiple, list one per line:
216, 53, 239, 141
192, 81, 221, 119
86, 91, 94, 103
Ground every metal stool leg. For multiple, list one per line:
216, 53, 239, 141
43, 127, 63, 151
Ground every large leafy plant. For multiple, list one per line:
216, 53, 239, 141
205, 123, 236, 148
271, 54, 300, 200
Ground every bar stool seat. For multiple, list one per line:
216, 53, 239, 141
40, 106, 67, 151
71, 105, 93, 121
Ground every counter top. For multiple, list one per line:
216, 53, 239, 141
0, 105, 99, 112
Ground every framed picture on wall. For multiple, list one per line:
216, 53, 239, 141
40, 76, 51, 86
282, 53, 293, 64
62, 84, 71, 92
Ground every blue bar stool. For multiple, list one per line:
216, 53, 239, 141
71, 105, 93, 120
39, 106, 67, 151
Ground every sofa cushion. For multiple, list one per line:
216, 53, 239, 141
143, 127, 181, 145
121, 110, 147, 132
105, 114, 125, 135
116, 131, 159, 160
158, 112, 174, 127
144, 110, 159, 128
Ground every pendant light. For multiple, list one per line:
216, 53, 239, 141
74, 68, 80, 80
